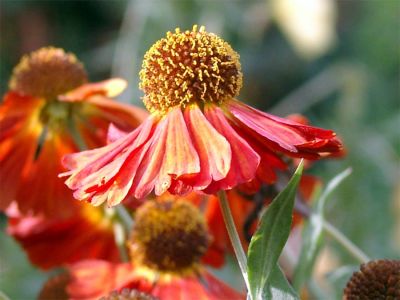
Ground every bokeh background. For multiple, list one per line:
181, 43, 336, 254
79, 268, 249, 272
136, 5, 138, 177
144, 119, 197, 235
1, 0, 399, 299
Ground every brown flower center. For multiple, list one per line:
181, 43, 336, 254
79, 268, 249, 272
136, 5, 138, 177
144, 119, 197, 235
344, 259, 400, 300
139, 25, 242, 114
9, 47, 87, 100
130, 199, 210, 274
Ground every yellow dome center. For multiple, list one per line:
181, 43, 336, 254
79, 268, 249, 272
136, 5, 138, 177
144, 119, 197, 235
130, 199, 210, 275
9, 47, 88, 100
139, 25, 243, 114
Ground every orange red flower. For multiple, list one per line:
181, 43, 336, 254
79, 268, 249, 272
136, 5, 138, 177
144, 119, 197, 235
0, 47, 146, 217
65, 260, 244, 300
62, 26, 342, 207
61, 199, 245, 300
7, 203, 120, 270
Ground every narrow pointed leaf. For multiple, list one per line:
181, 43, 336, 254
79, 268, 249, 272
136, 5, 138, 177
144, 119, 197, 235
293, 168, 352, 292
247, 161, 303, 300
262, 265, 298, 300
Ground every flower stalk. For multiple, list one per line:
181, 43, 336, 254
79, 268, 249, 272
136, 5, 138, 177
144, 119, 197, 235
113, 221, 129, 262
322, 219, 369, 263
113, 205, 135, 262
295, 198, 370, 264
217, 190, 250, 290
115, 204, 134, 230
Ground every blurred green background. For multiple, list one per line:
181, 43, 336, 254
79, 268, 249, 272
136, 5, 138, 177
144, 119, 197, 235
1, 0, 399, 299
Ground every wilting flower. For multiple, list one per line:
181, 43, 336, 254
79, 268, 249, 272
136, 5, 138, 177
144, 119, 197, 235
6, 202, 120, 270
57, 200, 244, 300
62, 25, 342, 207
0, 47, 146, 217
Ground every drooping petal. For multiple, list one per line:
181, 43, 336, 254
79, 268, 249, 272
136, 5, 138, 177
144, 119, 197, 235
152, 271, 245, 300
0, 92, 42, 141
64, 114, 174, 205
59, 79, 147, 149
7, 204, 119, 270
82, 96, 148, 130
152, 276, 211, 300
227, 99, 342, 156
183, 105, 231, 189
129, 117, 169, 199
155, 107, 200, 195
79, 123, 151, 201
203, 104, 260, 193
64, 117, 154, 187
66, 261, 244, 300
107, 123, 129, 144
17, 131, 81, 216
232, 123, 288, 192
62, 130, 138, 187
103, 136, 154, 207
59, 78, 127, 102
72, 97, 147, 150
67, 260, 139, 300
0, 93, 43, 211
62, 117, 156, 206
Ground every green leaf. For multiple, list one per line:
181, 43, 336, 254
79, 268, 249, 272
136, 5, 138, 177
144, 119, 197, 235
262, 265, 299, 300
247, 161, 303, 300
292, 168, 352, 292
315, 168, 352, 216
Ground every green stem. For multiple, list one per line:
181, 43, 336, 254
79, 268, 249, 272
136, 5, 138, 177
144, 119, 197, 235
322, 219, 370, 264
113, 221, 129, 262
115, 204, 134, 230
217, 190, 249, 289
68, 116, 87, 151
114, 205, 134, 262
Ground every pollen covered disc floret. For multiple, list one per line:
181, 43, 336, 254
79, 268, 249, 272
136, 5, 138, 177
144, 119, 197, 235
129, 199, 210, 275
9, 47, 88, 100
140, 25, 242, 114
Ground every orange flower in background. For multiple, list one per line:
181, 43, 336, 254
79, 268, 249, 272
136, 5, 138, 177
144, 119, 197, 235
0, 47, 147, 217
66, 260, 243, 300
61, 25, 342, 207
54, 199, 244, 300
6, 202, 120, 270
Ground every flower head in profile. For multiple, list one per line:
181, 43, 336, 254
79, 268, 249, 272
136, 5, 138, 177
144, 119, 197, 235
59, 199, 244, 300
0, 47, 146, 217
62, 25, 343, 207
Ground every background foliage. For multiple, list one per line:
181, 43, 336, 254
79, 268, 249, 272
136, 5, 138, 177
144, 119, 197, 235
1, 1, 399, 299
